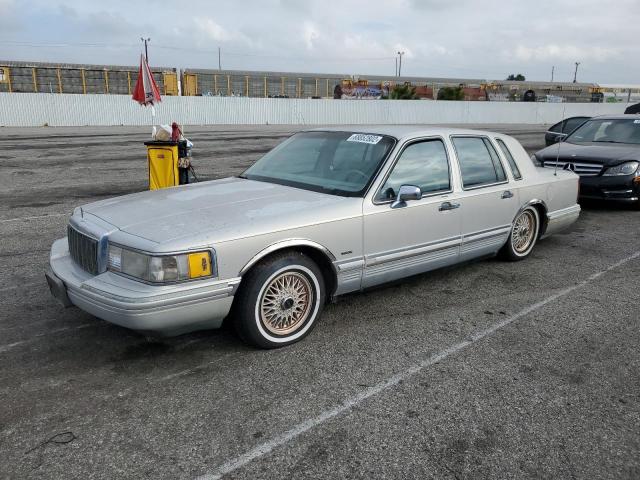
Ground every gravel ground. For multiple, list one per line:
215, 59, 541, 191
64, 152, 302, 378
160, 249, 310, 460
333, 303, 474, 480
0, 124, 638, 479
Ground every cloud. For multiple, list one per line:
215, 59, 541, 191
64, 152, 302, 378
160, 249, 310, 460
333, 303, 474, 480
302, 22, 319, 50
512, 44, 620, 63
1, 0, 639, 83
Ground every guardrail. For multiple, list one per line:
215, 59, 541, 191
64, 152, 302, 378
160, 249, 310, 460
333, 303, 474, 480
0, 93, 631, 127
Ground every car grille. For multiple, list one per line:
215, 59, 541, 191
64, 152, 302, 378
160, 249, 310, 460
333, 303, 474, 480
67, 225, 99, 274
543, 161, 603, 177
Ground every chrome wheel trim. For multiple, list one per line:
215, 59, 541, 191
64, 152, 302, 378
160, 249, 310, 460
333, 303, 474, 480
512, 210, 537, 254
254, 265, 321, 343
259, 271, 313, 335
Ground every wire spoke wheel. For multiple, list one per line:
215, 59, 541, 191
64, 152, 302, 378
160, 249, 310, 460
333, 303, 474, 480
512, 210, 536, 254
259, 271, 313, 336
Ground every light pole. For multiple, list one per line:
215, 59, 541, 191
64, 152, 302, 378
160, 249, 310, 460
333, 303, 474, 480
141, 37, 150, 62
397, 51, 405, 77
573, 62, 580, 83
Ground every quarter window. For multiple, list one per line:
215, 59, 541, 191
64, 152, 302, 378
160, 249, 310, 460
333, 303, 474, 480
452, 137, 507, 188
377, 139, 450, 201
495, 138, 522, 180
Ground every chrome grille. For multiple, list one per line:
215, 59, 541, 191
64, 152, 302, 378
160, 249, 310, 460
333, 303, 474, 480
543, 161, 603, 177
67, 225, 99, 274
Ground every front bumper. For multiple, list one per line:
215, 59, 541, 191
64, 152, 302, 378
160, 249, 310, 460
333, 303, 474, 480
47, 238, 240, 336
579, 175, 640, 203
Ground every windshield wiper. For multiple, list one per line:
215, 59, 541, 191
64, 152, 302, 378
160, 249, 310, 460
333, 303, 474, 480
593, 140, 624, 143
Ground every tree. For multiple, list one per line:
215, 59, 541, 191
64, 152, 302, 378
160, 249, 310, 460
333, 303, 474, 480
437, 86, 464, 100
388, 84, 419, 100
506, 74, 526, 81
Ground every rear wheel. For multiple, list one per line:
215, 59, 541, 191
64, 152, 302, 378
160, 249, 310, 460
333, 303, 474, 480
500, 207, 540, 261
233, 251, 325, 348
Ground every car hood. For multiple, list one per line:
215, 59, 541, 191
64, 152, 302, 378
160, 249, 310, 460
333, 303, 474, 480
536, 142, 640, 165
81, 177, 360, 246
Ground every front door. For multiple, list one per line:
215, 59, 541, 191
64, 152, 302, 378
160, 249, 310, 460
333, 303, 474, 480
362, 138, 462, 288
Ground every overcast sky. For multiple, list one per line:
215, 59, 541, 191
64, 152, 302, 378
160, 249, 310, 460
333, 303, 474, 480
1, 0, 638, 84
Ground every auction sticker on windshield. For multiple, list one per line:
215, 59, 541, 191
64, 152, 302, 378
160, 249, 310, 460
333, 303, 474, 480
347, 134, 383, 144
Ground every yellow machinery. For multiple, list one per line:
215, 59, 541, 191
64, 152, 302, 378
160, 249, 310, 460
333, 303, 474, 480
145, 141, 179, 190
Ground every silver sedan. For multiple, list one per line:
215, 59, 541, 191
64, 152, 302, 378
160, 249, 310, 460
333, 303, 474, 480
46, 126, 581, 348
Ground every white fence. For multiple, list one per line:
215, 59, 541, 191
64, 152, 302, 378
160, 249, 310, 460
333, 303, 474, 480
0, 93, 631, 127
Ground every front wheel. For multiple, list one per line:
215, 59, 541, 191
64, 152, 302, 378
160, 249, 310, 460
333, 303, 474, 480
233, 251, 325, 348
500, 207, 540, 261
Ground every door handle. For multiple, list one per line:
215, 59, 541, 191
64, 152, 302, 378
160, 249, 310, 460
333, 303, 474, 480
501, 190, 514, 199
439, 201, 460, 211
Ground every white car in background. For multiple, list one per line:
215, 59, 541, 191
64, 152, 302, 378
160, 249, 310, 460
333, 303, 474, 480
46, 126, 581, 348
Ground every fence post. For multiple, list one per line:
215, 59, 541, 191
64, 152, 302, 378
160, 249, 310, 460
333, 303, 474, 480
56, 68, 63, 93
326, 79, 329, 98
82, 69, 87, 94
32, 67, 38, 92
104, 69, 109, 94
245, 75, 249, 97
127, 71, 131, 95
227, 74, 231, 95
6, 67, 12, 93
264, 75, 267, 98
315, 78, 318, 97
214, 74, 218, 94
281, 77, 285, 96
298, 77, 302, 98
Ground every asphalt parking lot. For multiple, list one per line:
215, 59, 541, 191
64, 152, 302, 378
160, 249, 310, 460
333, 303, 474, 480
1, 124, 639, 479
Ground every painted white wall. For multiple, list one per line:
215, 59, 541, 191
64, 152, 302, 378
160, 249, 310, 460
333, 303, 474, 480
0, 93, 631, 127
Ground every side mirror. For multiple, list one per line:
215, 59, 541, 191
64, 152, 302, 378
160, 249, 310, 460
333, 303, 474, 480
554, 133, 567, 144
391, 185, 422, 209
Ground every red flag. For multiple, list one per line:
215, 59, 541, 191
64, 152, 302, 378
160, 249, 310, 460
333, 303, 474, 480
132, 54, 161, 106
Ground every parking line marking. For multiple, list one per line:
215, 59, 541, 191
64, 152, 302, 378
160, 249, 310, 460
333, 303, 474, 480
0, 213, 69, 224
196, 250, 640, 480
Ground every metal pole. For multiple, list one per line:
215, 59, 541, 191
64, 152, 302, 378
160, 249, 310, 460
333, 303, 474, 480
141, 37, 150, 62
397, 51, 405, 77
395, 57, 398, 77
573, 62, 580, 83
551, 66, 554, 82
218, 47, 221, 70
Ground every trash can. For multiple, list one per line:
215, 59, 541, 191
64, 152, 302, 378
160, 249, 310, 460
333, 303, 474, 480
145, 141, 179, 190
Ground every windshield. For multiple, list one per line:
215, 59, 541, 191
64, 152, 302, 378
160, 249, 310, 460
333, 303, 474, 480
242, 131, 396, 196
566, 118, 640, 145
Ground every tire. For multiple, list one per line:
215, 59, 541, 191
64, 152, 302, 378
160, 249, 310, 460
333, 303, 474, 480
233, 251, 325, 349
500, 206, 540, 261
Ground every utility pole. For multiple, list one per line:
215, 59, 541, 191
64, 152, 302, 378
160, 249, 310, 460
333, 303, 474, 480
397, 51, 405, 77
140, 37, 150, 62
573, 62, 580, 83
218, 47, 221, 70
551, 66, 554, 82
395, 57, 398, 77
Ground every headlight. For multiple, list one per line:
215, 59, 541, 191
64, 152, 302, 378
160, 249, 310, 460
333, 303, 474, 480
603, 161, 639, 176
108, 245, 215, 283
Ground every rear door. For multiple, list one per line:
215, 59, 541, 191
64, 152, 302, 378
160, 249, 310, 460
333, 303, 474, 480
450, 135, 519, 261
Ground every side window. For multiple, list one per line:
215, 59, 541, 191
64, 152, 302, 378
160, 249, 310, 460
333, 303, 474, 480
549, 120, 563, 133
563, 117, 588, 133
377, 139, 450, 201
452, 137, 507, 188
495, 138, 522, 180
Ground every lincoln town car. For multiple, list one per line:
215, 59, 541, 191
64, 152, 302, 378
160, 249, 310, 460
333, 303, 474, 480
46, 126, 581, 348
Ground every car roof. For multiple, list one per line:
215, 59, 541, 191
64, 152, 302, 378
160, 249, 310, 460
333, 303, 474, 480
589, 114, 640, 120
306, 125, 503, 141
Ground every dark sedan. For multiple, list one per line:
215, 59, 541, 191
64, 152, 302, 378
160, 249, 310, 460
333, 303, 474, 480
533, 115, 640, 208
